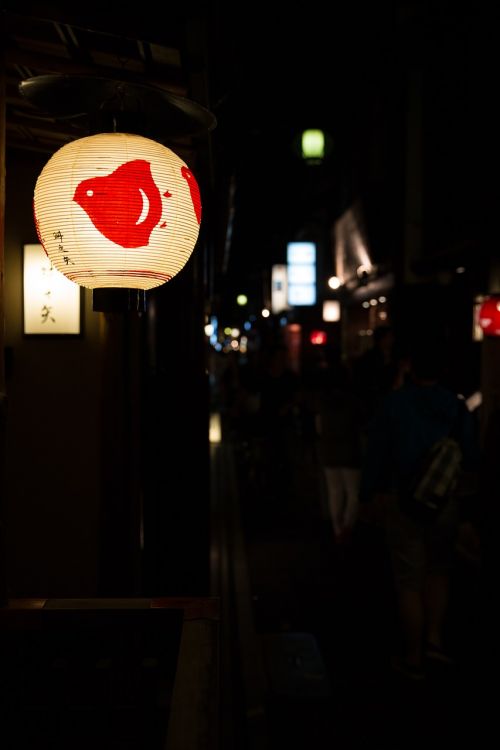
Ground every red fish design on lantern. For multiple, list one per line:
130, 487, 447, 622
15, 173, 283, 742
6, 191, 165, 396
73, 159, 163, 248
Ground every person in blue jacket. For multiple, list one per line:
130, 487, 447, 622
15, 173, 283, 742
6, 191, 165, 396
360, 336, 479, 679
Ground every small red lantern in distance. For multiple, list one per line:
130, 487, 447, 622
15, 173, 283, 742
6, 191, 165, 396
478, 296, 500, 337
310, 330, 327, 345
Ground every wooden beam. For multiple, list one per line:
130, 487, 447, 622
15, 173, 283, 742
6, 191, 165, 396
3, 6, 188, 53
0, 23, 9, 607
4, 44, 187, 97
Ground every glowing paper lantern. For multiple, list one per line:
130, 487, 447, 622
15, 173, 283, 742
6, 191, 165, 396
301, 129, 325, 160
33, 132, 201, 290
323, 300, 340, 322
478, 296, 500, 337
310, 330, 327, 346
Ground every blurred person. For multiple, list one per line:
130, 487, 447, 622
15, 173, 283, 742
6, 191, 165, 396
258, 343, 302, 499
236, 348, 264, 442
314, 359, 365, 542
353, 324, 398, 420
218, 350, 242, 436
260, 344, 301, 430
360, 336, 479, 679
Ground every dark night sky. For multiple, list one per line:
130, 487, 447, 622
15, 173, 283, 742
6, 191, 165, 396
208, 3, 495, 301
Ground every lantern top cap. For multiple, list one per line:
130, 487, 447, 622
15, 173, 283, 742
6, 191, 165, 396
19, 74, 216, 138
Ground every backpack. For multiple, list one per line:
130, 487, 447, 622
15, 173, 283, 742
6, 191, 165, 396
399, 401, 465, 525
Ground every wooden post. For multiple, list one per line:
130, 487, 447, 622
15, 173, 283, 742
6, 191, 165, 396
0, 38, 8, 605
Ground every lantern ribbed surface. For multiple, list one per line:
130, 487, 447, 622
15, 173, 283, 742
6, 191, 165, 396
34, 132, 202, 290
